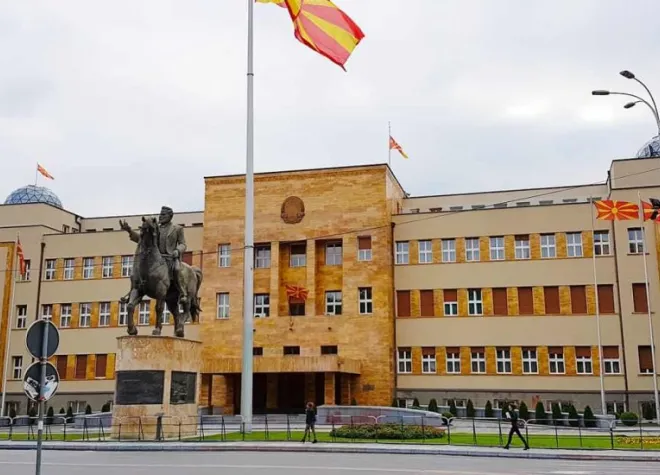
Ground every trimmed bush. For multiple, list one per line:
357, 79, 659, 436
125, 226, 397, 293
412, 398, 420, 409
330, 423, 445, 440
551, 403, 563, 426
449, 400, 457, 416
66, 406, 74, 423
567, 404, 579, 427
519, 402, 529, 421
620, 412, 639, 427
392, 398, 399, 408
466, 399, 476, 418
351, 398, 357, 406
85, 404, 92, 415
535, 401, 547, 425
485, 400, 494, 418
9, 407, 16, 422
583, 405, 596, 428
101, 402, 111, 413
27, 406, 37, 425
46, 406, 54, 425
428, 398, 439, 413
642, 402, 655, 421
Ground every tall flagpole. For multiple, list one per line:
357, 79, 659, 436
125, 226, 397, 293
637, 192, 660, 424
0, 233, 19, 417
240, 0, 255, 433
388, 121, 391, 167
590, 198, 607, 415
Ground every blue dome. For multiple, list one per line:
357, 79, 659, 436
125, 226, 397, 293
636, 135, 660, 158
4, 185, 63, 209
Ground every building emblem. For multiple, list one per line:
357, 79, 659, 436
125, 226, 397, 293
281, 196, 305, 224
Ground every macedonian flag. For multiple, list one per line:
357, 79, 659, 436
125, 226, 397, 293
640, 201, 660, 222
593, 200, 639, 220
257, 0, 365, 70
285, 284, 309, 301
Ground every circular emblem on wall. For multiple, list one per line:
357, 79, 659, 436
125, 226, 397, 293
281, 196, 305, 224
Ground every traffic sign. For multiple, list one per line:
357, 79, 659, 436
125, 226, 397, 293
25, 319, 59, 359
23, 362, 60, 402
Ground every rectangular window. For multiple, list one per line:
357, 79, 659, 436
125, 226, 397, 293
11, 356, 22, 379
576, 347, 593, 374
254, 245, 271, 268
446, 348, 461, 374
566, 232, 583, 257
79, 303, 91, 327
496, 348, 512, 374
121, 256, 133, 277
321, 345, 338, 355
628, 228, 644, 254
418, 240, 433, 263
119, 302, 128, 326
522, 348, 538, 374
254, 294, 270, 318
161, 306, 171, 325
570, 286, 587, 314
289, 243, 306, 267
489, 236, 505, 260
603, 346, 621, 374
396, 290, 411, 317
420, 290, 434, 317
471, 348, 486, 374
468, 289, 482, 316
138, 301, 150, 325
218, 244, 231, 267
288, 296, 305, 316
465, 238, 480, 262
44, 259, 56, 280
99, 302, 111, 326
598, 285, 615, 313
549, 347, 565, 374
102, 256, 113, 278
95, 354, 107, 378
41, 304, 52, 321
75, 355, 87, 379
492, 288, 508, 316
82, 257, 94, 279
397, 348, 412, 373
443, 289, 458, 316
395, 241, 409, 264
544, 286, 560, 314
422, 348, 436, 374
442, 239, 456, 262
60, 304, 72, 328
216, 293, 229, 319
358, 236, 372, 261
515, 235, 530, 259
325, 291, 342, 315
633, 283, 648, 313
638, 346, 653, 373
325, 241, 343, 266
19, 259, 31, 281
15, 305, 27, 329
284, 346, 300, 355
64, 258, 75, 280
594, 230, 611, 256
359, 287, 373, 315
540, 234, 556, 258
56, 355, 68, 379
253, 347, 263, 356
518, 287, 534, 314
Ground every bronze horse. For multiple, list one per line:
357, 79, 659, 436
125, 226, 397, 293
123, 217, 203, 337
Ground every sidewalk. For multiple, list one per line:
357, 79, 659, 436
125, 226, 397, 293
1, 440, 659, 462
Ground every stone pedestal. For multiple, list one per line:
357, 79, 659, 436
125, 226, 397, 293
111, 335, 202, 440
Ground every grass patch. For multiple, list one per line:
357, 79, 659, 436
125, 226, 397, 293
0, 432, 87, 441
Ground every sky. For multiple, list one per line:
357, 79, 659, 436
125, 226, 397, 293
1, 0, 660, 217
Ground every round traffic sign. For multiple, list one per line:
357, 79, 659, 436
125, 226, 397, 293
23, 362, 60, 402
25, 319, 59, 359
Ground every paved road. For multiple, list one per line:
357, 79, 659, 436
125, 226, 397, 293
1, 450, 658, 475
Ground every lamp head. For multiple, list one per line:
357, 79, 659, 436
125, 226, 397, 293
592, 90, 610, 96
624, 102, 637, 109
620, 70, 635, 79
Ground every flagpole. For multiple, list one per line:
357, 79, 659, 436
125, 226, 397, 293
637, 192, 660, 424
34, 164, 38, 187
240, 0, 255, 433
590, 198, 607, 415
0, 233, 19, 417
388, 121, 391, 167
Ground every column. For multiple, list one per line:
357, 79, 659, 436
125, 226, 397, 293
324, 373, 335, 405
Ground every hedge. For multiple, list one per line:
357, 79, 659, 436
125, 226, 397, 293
330, 423, 445, 440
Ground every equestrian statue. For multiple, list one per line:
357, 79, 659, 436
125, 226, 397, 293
118, 206, 203, 338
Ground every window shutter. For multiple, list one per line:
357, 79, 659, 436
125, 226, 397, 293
518, 287, 534, 314
358, 236, 371, 250
444, 289, 457, 302
632, 283, 648, 313
422, 347, 435, 356
471, 346, 485, 354
420, 290, 434, 317
446, 347, 460, 355
598, 285, 615, 314
575, 346, 591, 358
602, 346, 619, 359
544, 286, 560, 314
638, 346, 653, 372
75, 355, 87, 379
492, 288, 508, 316
396, 291, 411, 317
548, 346, 563, 356
95, 354, 107, 378
570, 286, 587, 314
56, 355, 68, 379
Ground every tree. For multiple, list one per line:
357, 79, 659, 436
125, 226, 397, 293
46, 406, 54, 425
518, 402, 529, 421
567, 404, 579, 427
484, 400, 494, 418
535, 401, 547, 425
9, 407, 16, 424
551, 403, 563, 426
66, 406, 74, 423
412, 398, 420, 409
449, 399, 458, 416
85, 404, 92, 415
642, 402, 655, 421
27, 406, 37, 425
101, 402, 111, 413
428, 398, 439, 413
583, 405, 596, 428
466, 399, 476, 418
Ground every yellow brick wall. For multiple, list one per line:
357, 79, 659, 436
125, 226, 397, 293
583, 231, 593, 258
538, 346, 549, 375
0, 243, 14, 394
556, 233, 567, 258
412, 347, 422, 375
409, 240, 419, 265
436, 347, 446, 376
511, 346, 523, 375
565, 347, 577, 376
485, 347, 496, 375
483, 288, 494, 316
433, 289, 444, 318
507, 288, 519, 316
559, 286, 571, 315
479, 237, 490, 262
411, 289, 420, 317
530, 233, 541, 259
591, 346, 601, 377
432, 239, 442, 264
504, 235, 515, 260
586, 285, 597, 315
458, 288, 468, 316
456, 238, 466, 263
532, 287, 545, 315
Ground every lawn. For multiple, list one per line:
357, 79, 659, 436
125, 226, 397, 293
0, 432, 89, 441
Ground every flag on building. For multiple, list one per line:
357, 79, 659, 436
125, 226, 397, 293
389, 136, 409, 159
16, 237, 26, 276
641, 200, 660, 222
285, 284, 309, 301
593, 200, 638, 220
37, 163, 54, 180
257, 0, 365, 70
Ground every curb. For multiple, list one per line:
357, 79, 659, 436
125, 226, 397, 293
1, 441, 659, 462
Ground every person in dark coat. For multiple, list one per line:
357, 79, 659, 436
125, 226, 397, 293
503, 403, 529, 450
302, 401, 318, 443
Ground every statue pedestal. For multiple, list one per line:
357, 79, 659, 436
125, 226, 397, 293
111, 335, 202, 440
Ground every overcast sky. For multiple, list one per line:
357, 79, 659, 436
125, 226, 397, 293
1, 0, 659, 217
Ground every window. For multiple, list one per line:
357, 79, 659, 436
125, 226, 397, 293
99, 302, 111, 327
514, 235, 530, 259
442, 239, 456, 262
254, 245, 271, 268
358, 236, 372, 261
638, 346, 653, 374
79, 303, 91, 327
628, 228, 644, 254
19, 259, 30, 281
11, 356, 22, 379
138, 301, 150, 325
540, 234, 556, 258
102, 257, 113, 278
570, 286, 587, 314
465, 238, 480, 262
489, 236, 504, 260
15, 305, 27, 329
82, 257, 94, 279
321, 345, 338, 355
44, 259, 56, 280
359, 287, 373, 314
420, 290, 434, 317
443, 289, 458, 316
576, 347, 593, 374
253, 347, 263, 356
290, 243, 306, 267
63, 258, 74, 280
468, 289, 482, 316
75, 355, 87, 379
60, 304, 72, 328
606, 401, 627, 415
522, 348, 538, 374
119, 302, 128, 326
549, 348, 565, 374
544, 286, 560, 314
325, 242, 342, 266
288, 297, 305, 316
603, 346, 621, 374
121, 256, 133, 277
284, 346, 300, 355
56, 355, 68, 379
395, 241, 409, 264
633, 283, 648, 313
161, 306, 171, 324
254, 294, 270, 318
325, 291, 342, 315
396, 290, 411, 317
397, 348, 412, 373
218, 244, 231, 267
446, 348, 461, 374
566, 232, 583, 257
598, 285, 615, 313
95, 354, 107, 378
496, 348, 512, 374
594, 231, 610, 256
471, 348, 486, 373
41, 304, 52, 321
216, 293, 229, 319
422, 348, 436, 374
492, 288, 508, 316
518, 287, 534, 314
418, 240, 432, 263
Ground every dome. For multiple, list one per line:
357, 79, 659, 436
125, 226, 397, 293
636, 135, 660, 158
4, 185, 63, 209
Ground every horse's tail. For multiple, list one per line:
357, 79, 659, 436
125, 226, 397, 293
190, 267, 203, 322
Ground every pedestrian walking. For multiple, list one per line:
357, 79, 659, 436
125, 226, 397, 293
503, 403, 529, 450
302, 401, 318, 443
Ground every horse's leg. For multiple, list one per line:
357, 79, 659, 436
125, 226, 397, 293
153, 299, 165, 336
126, 288, 142, 336
169, 296, 185, 338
